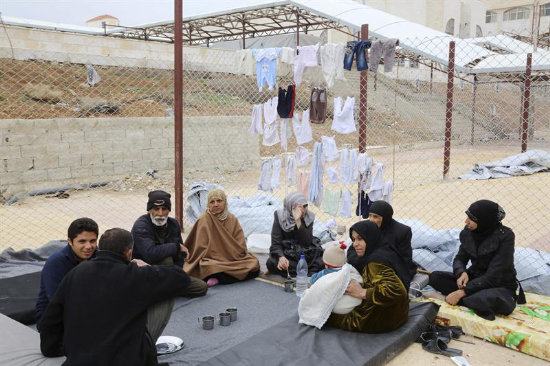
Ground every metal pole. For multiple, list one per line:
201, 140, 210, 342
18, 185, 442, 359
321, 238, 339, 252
443, 41, 455, 179
430, 61, 433, 95
521, 53, 532, 153
358, 24, 368, 153
296, 11, 300, 47
174, 0, 184, 228
242, 15, 246, 49
471, 75, 477, 145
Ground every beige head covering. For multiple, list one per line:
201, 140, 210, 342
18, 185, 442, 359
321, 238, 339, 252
207, 189, 229, 221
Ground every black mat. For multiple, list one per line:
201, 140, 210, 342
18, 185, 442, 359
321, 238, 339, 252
203, 302, 439, 366
0, 271, 41, 325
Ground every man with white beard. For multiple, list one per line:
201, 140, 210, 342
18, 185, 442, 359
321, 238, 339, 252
131, 191, 207, 341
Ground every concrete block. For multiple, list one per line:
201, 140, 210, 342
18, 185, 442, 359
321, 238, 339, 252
105, 129, 126, 140
150, 137, 170, 148
20, 145, 48, 158
84, 130, 107, 142
92, 164, 115, 176
59, 154, 82, 167
71, 166, 93, 179
0, 146, 21, 159
0, 172, 21, 185
47, 167, 72, 180
88, 141, 114, 153
102, 151, 125, 163
7, 158, 34, 172
69, 143, 93, 154
113, 161, 134, 174
21, 169, 48, 183
46, 143, 70, 154
62, 131, 85, 142
33, 156, 59, 169
3, 133, 34, 146
82, 153, 103, 165
126, 129, 145, 139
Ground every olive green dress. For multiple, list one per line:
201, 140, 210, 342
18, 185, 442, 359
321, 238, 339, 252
325, 262, 409, 333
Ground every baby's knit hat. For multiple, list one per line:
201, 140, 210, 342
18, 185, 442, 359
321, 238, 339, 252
323, 242, 347, 268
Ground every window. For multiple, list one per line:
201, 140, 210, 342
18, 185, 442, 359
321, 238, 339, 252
503, 7, 530, 21
541, 3, 550, 17
485, 11, 497, 23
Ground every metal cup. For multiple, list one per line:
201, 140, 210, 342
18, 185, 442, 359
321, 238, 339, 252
219, 312, 231, 326
200, 315, 214, 330
226, 307, 238, 322
284, 280, 294, 293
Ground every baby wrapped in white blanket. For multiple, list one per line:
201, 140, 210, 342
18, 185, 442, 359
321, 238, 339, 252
298, 263, 363, 329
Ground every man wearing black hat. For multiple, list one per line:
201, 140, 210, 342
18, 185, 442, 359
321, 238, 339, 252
347, 200, 416, 283
131, 190, 207, 341
428, 200, 525, 320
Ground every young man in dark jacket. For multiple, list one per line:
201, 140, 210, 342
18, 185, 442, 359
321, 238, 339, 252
429, 200, 525, 320
40, 228, 191, 365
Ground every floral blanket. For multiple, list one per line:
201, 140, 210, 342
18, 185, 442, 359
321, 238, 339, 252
418, 292, 550, 361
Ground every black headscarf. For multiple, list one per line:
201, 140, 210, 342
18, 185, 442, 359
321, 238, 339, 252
465, 199, 505, 246
368, 200, 394, 230
349, 220, 411, 291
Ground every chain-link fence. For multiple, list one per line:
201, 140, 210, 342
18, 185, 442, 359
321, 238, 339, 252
1, 25, 549, 287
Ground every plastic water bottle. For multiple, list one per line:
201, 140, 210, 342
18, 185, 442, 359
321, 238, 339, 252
295, 254, 308, 298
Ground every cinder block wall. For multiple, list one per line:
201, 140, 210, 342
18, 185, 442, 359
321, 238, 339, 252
0, 116, 259, 198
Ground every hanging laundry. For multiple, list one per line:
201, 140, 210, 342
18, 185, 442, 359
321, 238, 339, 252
252, 48, 281, 91
235, 49, 255, 76
338, 190, 353, 218
310, 88, 327, 124
262, 97, 280, 146
280, 47, 296, 64
340, 149, 353, 184
295, 146, 310, 167
322, 188, 340, 216
292, 109, 313, 145
349, 149, 358, 183
297, 169, 310, 197
286, 155, 297, 186
368, 163, 385, 201
258, 159, 272, 191
355, 153, 373, 191
332, 96, 356, 134
249, 104, 263, 136
321, 136, 339, 162
320, 43, 346, 88
356, 190, 372, 219
280, 118, 292, 151
294, 43, 320, 86
326, 167, 339, 184
369, 39, 398, 74
277, 85, 296, 119
271, 157, 282, 189
382, 180, 393, 204
308, 142, 324, 207
343, 40, 371, 71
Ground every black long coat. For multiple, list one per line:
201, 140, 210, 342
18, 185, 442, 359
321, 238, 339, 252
40, 251, 190, 366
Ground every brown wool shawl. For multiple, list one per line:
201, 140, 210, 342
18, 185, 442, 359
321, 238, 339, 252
183, 211, 259, 280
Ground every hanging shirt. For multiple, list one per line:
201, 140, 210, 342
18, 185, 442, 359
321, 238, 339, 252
280, 118, 292, 151
295, 146, 310, 167
280, 47, 295, 64
235, 49, 255, 76
249, 104, 263, 136
294, 43, 319, 86
368, 163, 385, 201
262, 97, 280, 146
286, 155, 297, 186
338, 190, 353, 218
326, 167, 339, 184
320, 43, 346, 88
253, 48, 281, 91
321, 136, 339, 162
292, 109, 313, 146
383, 180, 393, 204
322, 188, 340, 217
332, 97, 356, 134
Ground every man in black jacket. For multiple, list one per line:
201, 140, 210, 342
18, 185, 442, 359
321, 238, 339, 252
347, 200, 417, 282
428, 200, 525, 320
40, 228, 191, 366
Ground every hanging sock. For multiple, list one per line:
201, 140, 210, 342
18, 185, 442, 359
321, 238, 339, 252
258, 159, 272, 191
286, 155, 297, 186
338, 190, 353, 218
308, 142, 324, 207
271, 157, 282, 189
249, 104, 263, 136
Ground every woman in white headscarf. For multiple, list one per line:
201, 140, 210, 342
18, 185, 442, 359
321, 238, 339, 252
266, 191, 324, 277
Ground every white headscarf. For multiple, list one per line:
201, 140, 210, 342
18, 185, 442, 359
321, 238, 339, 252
276, 191, 314, 232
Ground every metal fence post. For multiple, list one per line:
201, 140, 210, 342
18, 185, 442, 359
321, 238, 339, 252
443, 41, 455, 179
174, 0, 184, 228
521, 53, 532, 153
358, 24, 368, 153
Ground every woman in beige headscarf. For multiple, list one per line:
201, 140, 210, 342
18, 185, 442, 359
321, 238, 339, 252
183, 189, 260, 287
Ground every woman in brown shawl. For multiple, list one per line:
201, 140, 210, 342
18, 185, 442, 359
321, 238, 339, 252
183, 189, 260, 287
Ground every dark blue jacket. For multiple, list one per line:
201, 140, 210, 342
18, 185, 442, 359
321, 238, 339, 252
131, 214, 185, 266
35, 244, 92, 326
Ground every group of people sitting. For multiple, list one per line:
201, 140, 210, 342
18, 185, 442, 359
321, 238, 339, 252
35, 188, 524, 365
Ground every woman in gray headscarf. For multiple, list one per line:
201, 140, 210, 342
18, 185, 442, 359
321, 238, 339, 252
265, 192, 324, 277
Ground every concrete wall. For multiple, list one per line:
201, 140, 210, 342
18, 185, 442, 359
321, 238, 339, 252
0, 116, 259, 198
